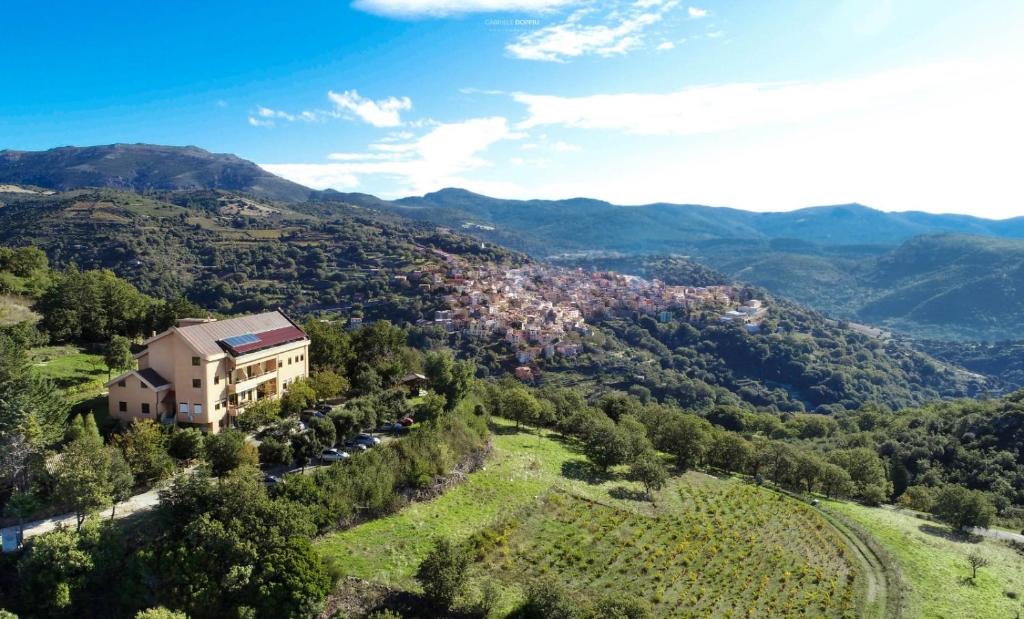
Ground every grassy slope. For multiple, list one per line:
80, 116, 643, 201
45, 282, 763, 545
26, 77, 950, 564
825, 500, 1024, 618
29, 345, 112, 425
317, 419, 864, 616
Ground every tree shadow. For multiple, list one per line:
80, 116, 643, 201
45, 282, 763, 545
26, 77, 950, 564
609, 486, 650, 502
488, 423, 524, 436
918, 523, 983, 543
561, 459, 612, 485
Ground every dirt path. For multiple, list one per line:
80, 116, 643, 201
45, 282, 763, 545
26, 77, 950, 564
817, 506, 893, 619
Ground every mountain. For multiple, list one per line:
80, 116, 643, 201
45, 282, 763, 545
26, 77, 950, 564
386, 188, 1024, 253
0, 144, 317, 203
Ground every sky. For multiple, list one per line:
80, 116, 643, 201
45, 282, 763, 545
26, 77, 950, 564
1, 0, 1023, 217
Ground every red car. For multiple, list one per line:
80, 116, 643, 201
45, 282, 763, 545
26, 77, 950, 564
399, 417, 414, 427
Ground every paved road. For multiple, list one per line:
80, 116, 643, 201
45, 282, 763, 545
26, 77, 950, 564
2, 486, 163, 548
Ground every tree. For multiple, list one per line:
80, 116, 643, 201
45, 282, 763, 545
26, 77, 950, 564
112, 420, 174, 483
415, 537, 471, 611
135, 609, 187, 619
819, 463, 853, 499
414, 392, 447, 425
933, 485, 996, 531
425, 350, 474, 410
258, 436, 293, 465
4, 488, 39, 547
706, 430, 753, 473
280, 379, 317, 416
967, 550, 990, 580
204, 429, 258, 477
291, 430, 320, 471
106, 447, 135, 519
630, 450, 668, 499
499, 386, 541, 429
309, 415, 337, 448
303, 319, 353, 372
308, 369, 349, 399
659, 413, 711, 471
167, 428, 205, 461
582, 415, 630, 472
16, 525, 95, 616
899, 485, 935, 512
53, 435, 113, 529
103, 335, 133, 380
233, 398, 281, 431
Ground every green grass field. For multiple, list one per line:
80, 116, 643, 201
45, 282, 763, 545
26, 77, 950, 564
825, 500, 1024, 618
29, 345, 112, 426
317, 420, 864, 616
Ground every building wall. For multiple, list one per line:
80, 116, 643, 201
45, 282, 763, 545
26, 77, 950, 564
107, 376, 162, 425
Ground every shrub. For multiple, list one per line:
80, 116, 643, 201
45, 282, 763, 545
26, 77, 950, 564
518, 576, 579, 619
415, 537, 471, 611
258, 436, 293, 466
592, 594, 654, 619
933, 485, 996, 531
234, 399, 281, 431
167, 428, 204, 461
205, 429, 258, 477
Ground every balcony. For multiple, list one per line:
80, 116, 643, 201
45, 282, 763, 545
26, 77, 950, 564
228, 369, 278, 395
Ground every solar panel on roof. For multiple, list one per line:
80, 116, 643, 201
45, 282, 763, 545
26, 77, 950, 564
222, 333, 259, 347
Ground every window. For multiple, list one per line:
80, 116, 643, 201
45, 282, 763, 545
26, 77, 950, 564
141, 403, 150, 414
194, 404, 203, 415
214, 402, 220, 410
117, 380, 126, 387
179, 403, 189, 414
118, 401, 127, 412
192, 379, 201, 388
191, 356, 200, 366
288, 357, 293, 365
140, 380, 146, 389
214, 374, 220, 385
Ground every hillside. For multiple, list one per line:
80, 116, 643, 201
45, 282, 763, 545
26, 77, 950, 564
0, 144, 317, 202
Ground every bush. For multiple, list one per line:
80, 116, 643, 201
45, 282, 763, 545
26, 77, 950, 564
415, 537, 471, 611
518, 576, 579, 619
205, 429, 259, 477
167, 429, 204, 461
860, 484, 888, 507
592, 594, 654, 619
258, 436, 293, 466
933, 485, 996, 531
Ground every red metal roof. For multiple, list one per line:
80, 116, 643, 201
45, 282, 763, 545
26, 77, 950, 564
219, 325, 306, 356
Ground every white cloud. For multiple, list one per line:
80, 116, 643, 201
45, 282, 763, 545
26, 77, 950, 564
687, 6, 707, 18
513, 61, 1011, 137
247, 116, 273, 127
656, 41, 674, 50
327, 90, 412, 127
704, 29, 723, 38
352, 0, 576, 17
262, 116, 524, 195
506, 2, 678, 62
552, 140, 581, 152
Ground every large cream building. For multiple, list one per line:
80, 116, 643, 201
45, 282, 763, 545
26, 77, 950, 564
106, 310, 310, 433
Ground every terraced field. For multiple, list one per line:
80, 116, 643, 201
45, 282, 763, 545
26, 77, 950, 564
318, 420, 866, 617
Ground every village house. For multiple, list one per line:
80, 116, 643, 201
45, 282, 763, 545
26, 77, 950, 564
105, 310, 310, 433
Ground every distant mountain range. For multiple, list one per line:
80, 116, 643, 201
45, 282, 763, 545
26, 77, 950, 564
5, 143, 1024, 340
0, 144, 318, 203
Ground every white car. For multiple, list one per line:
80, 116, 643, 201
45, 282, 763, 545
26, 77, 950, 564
321, 448, 350, 462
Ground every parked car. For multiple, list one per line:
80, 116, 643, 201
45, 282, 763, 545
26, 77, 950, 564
300, 409, 318, 420
399, 417, 414, 427
344, 440, 369, 452
316, 403, 333, 414
263, 474, 281, 485
355, 433, 382, 446
321, 448, 350, 462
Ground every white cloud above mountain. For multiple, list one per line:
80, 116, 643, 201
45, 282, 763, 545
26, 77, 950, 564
327, 90, 412, 127
262, 116, 523, 195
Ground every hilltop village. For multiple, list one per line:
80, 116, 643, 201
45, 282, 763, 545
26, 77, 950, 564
399, 247, 767, 377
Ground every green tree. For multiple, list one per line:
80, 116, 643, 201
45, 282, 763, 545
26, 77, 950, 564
414, 392, 447, 425
167, 428, 205, 460
103, 335, 134, 379
309, 415, 337, 448
106, 447, 135, 519
53, 435, 113, 529
899, 485, 935, 512
932, 485, 996, 531
659, 413, 711, 471
415, 537, 471, 611
280, 379, 317, 416
425, 350, 475, 410
819, 462, 853, 499
308, 369, 349, 399
17, 525, 95, 616
519, 576, 579, 619
258, 436, 293, 466
582, 415, 630, 472
630, 450, 668, 499
204, 428, 258, 477
112, 419, 174, 483
135, 608, 187, 619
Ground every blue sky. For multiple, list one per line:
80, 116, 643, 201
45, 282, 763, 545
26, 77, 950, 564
2, 0, 1023, 216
